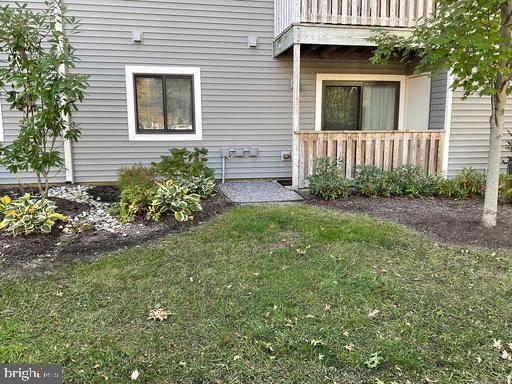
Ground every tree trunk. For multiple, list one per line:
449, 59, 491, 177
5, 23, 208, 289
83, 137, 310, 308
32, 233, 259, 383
483, 92, 506, 227
482, 1, 512, 228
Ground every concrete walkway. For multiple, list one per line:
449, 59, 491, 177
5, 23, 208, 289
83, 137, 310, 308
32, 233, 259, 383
218, 181, 303, 203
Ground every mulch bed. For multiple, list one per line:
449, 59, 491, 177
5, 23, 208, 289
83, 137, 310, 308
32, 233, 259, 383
302, 191, 512, 250
0, 187, 235, 274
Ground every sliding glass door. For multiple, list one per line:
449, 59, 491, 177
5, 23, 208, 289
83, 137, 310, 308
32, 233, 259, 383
322, 81, 399, 131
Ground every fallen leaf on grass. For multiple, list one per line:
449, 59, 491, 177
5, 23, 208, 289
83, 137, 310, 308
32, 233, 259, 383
295, 245, 311, 255
148, 305, 169, 322
365, 352, 382, 369
368, 309, 380, 318
310, 339, 324, 347
344, 343, 354, 352
493, 339, 503, 350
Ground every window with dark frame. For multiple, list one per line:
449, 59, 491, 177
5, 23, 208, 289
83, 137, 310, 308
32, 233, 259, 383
134, 74, 195, 134
322, 81, 400, 132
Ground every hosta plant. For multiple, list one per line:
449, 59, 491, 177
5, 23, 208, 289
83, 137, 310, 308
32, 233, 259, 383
148, 180, 202, 222
0, 194, 67, 236
182, 174, 217, 198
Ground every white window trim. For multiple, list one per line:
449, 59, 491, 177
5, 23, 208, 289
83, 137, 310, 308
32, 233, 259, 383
125, 65, 203, 141
315, 74, 407, 132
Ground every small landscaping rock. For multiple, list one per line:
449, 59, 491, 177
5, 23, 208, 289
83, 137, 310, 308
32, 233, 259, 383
48, 185, 125, 233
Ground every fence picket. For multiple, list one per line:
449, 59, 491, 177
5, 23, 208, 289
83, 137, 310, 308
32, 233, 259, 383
297, 130, 444, 185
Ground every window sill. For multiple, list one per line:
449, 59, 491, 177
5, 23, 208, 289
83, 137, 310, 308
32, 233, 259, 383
129, 133, 202, 142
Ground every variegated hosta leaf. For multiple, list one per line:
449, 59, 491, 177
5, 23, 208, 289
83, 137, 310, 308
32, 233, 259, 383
0, 194, 67, 236
147, 179, 203, 223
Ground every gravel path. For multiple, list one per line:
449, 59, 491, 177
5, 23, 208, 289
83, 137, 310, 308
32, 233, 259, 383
219, 181, 303, 203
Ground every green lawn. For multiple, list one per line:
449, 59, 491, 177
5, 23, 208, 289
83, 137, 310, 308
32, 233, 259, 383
1, 205, 511, 383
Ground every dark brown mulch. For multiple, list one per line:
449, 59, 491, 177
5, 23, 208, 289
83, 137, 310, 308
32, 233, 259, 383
0, 190, 235, 274
302, 191, 512, 250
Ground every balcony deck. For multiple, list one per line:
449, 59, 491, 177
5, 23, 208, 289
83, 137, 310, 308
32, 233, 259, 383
274, 0, 434, 56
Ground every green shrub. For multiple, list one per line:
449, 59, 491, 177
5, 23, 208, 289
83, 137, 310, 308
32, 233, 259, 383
353, 165, 385, 197
505, 134, 512, 175
436, 168, 485, 198
154, 147, 214, 180
389, 165, 438, 197
118, 186, 156, 223
308, 157, 348, 200
0, 194, 67, 236
453, 168, 486, 197
354, 165, 437, 198
148, 180, 202, 222
152, 148, 216, 198
117, 163, 157, 192
499, 173, 512, 203
119, 179, 203, 223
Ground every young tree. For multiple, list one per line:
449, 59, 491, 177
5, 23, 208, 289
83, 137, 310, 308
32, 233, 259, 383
371, 0, 512, 228
0, 0, 88, 197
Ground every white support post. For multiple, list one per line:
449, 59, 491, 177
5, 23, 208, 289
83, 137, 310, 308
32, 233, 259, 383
294, 0, 301, 23
56, 6, 74, 184
292, 43, 301, 188
442, 71, 454, 176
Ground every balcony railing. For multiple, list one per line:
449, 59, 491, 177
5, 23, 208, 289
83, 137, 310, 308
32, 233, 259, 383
297, 130, 444, 188
275, 0, 435, 37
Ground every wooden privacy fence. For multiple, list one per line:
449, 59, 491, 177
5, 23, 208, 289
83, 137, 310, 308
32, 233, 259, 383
275, 0, 435, 36
298, 130, 445, 188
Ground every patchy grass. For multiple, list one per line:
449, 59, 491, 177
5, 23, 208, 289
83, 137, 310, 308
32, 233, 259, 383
1, 205, 512, 383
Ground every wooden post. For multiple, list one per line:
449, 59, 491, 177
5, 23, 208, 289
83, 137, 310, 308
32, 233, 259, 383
292, 43, 301, 188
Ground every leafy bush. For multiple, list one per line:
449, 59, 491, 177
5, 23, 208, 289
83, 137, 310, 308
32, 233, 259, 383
118, 179, 203, 223
354, 165, 437, 198
436, 168, 485, 198
452, 168, 486, 197
148, 180, 202, 222
152, 147, 216, 198
117, 163, 157, 192
118, 186, 156, 223
154, 147, 214, 180
388, 165, 438, 197
499, 173, 512, 203
353, 165, 384, 197
0, 194, 67, 236
308, 157, 348, 200
504, 134, 512, 175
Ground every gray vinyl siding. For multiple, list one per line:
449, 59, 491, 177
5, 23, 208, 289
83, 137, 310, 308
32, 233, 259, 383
448, 91, 512, 176
0, 0, 67, 185
428, 71, 447, 131
62, 0, 293, 183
